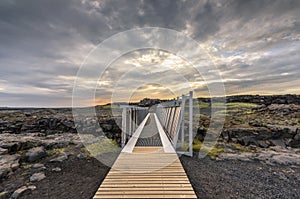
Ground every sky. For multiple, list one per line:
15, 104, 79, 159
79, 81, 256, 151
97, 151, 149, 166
0, 0, 299, 107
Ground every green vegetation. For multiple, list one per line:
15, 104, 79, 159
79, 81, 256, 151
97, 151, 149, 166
101, 103, 120, 109
210, 102, 226, 108
80, 147, 92, 156
205, 146, 224, 159
86, 139, 120, 156
226, 102, 259, 108
197, 102, 258, 112
199, 101, 209, 108
17, 113, 26, 117
191, 140, 261, 159
176, 140, 220, 159
47, 147, 66, 156
21, 171, 29, 176
229, 142, 253, 153
190, 139, 224, 159
213, 102, 259, 116
192, 139, 202, 151
21, 163, 33, 169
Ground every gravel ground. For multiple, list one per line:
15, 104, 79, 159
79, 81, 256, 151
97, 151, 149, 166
0, 155, 109, 199
2, 152, 299, 199
180, 155, 300, 199
22, 156, 109, 199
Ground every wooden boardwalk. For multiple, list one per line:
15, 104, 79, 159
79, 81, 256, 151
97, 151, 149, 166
93, 114, 197, 199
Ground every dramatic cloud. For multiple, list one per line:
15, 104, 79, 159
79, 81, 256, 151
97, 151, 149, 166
0, 0, 299, 106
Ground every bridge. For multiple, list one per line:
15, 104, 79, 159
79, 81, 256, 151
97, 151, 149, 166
93, 91, 197, 199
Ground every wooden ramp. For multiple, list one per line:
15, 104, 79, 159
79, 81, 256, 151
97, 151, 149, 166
93, 113, 197, 199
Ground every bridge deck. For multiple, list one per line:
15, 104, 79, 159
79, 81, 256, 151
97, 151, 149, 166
93, 113, 197, 199
136, 114, 162, 146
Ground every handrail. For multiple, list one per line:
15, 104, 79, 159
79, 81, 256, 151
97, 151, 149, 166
121, 106, 148, 147
120, 91, 194, 157
155, 91, 194, 157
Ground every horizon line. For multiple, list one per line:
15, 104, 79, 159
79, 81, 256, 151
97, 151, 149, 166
1, 93, 299, 109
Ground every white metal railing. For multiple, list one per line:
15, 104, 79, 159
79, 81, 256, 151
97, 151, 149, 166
156, 91, 193, 157
121, 106, 148, 147
120, 91, 194, 157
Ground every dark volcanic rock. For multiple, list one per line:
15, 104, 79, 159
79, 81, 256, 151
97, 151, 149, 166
287, 139, 300, 148
224, 94, 300, 105
218, 125, 300, 148
49, 152, 68, 162
99, 119, 122, 145
25, 147, 47, 162
0, 142, 21, 153
0, 154, 20, 178
29, 172, 46, 182
237, 136, 258, 146
0, 147, 8, 155
270, 139, 286, 147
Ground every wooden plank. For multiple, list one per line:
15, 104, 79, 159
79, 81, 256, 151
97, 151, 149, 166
95, 191, 196, 195
108, 174, 186, 176
97, 187, 194, 191
100, 184, 193, 188
94, 195, 196, 199
94, 137, 196, 199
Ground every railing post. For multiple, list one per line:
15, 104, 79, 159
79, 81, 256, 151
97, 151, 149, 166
121, 107, 127, 148
130, 109, 132, 136
189, 91, 193, 157
181, 95, 185, 147
173, 95, 184, 149
135, 108, 137, 131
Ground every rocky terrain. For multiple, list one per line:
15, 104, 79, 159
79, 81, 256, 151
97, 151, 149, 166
197, 101, 300, 150
0, 108, 119, 199
0, 95, 299, 199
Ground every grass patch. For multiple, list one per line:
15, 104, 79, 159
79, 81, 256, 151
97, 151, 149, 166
210, 102, 226, 108
181, 139, 224, 159
21, 171, 30, 176
229, 142, 258, 153
86, 139, 120, 156
101, 103, 120, 109
47, 147, 65, 156
21, 163, 33, 169
214, 102, 259, 116
192, 139, 202, 151
227, 102, 259, 108
80, 147, 93, 157
206, 146, 224, 159
199, 145, 224, 159
210, 102, 259, 109
199, 101, 209, 108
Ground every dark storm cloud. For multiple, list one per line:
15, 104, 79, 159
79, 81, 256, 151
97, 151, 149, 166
0, 0, 299, 106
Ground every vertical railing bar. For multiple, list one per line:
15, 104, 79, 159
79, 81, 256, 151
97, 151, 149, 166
126, 109, 130, 142
165, 108, 171, 133
167, 107, 174, 137
173, 95, 185, 148
134, 108, 137, 132
181, 96, 186, 147
132, 109, 135, 134
121, 106, 149, 148
189, 91, 193, 157
121, 107, 127, 148
170, 107, 177, 139
172, 107, 180, 139
169, 107, 175, 139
